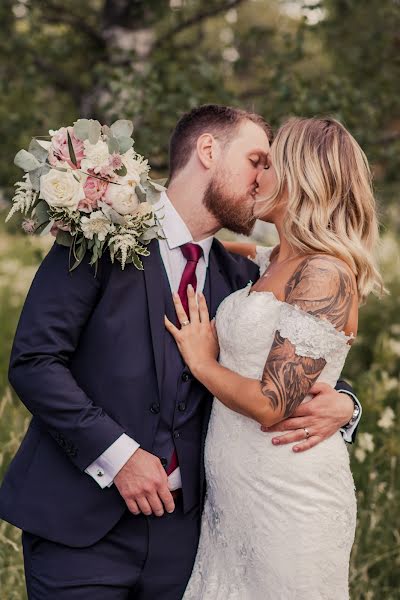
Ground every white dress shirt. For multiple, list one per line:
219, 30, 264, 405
85, 191, 213, 489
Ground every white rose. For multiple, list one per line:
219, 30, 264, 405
122, 149, 150, 185
81, 139, 110, 174
104, 180, 140, 215
39, 169, 85, 210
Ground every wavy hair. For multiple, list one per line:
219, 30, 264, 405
258, 117, 385, 303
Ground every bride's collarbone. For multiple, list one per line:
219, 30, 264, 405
251, 261, 302, 301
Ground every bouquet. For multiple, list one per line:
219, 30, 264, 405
6, 119, 165, 273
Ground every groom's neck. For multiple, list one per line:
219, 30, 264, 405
166, 179, 220, 241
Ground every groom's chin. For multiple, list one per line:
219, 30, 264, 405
224, 219, 256, 237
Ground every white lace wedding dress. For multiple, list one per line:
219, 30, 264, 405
183, 247, 357, 600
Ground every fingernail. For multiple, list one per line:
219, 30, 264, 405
272, 438, 280, 445
188, 284, 193, 291
293, 447, 300, 452
263, 427, 270, 431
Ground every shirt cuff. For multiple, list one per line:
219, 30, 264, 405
84, 434, 140, 489
167, 467, 182, 491
338, 389, 362, 443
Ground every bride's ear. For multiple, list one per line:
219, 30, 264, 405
196, 133, 219, 170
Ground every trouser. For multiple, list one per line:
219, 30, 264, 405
22, 496, 200, 599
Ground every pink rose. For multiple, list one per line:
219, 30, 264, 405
49, 127, 85, 169
78, 176, 108, 212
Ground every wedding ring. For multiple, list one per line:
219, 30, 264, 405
303, 427, 310, 439
181, 320, 190, 327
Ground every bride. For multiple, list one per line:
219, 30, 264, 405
165, 117, 384, 599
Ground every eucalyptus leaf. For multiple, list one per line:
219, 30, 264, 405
33, 200, 50, 226
145, 185, 163, 205
148, 180, 167, 192
135, 185, 147, 203
141, 227, 160, 241
117, 136, 134, 154
29, 138, 49, 163
115, 164, 127, 177
153, 178, 167, 187
107, 136, 120, 154
75, 239, 87, 262
102, 124, 111, 137
73, 119, 90, 141
36, 139, 52, 151
39, 220, 54, 237
35, 221, 50, 235
110, 119, 134, 139
88, 120, 101, 145
29, 168, 42, 192
14, 149, 41, 172
29, 163, 51, 191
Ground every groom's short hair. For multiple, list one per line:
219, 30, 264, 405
169, 104, 272, 179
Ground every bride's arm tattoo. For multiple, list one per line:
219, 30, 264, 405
260, 333, 325, 416
260, 256, 356, 417
284, 255, 356, 330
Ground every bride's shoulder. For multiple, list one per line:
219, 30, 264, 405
287, 254, 356, 290
285, 253, 358, 336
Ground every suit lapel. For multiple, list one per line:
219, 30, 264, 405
142, 240, 166, 400
207, 239, 234, 318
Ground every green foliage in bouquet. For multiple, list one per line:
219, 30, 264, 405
6, 119, 165, 275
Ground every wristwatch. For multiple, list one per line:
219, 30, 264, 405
344, 398, 360, 429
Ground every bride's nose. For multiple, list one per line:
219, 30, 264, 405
255, 168, 264, 185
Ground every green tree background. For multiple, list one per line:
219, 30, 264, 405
0, 1, 399, 598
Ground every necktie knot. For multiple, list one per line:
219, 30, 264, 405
180, 242, 203, 263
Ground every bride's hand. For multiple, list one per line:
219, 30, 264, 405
164, 284, 219, 374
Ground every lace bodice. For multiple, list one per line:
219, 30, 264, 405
216, 246, 351, 389
183, 246, 356, 600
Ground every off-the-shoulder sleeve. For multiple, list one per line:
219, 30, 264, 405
276, 303, 353, 362
251, 245, 274, 276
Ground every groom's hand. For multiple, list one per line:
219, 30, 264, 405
260, 382, 354, 452
114, 449, 175, 517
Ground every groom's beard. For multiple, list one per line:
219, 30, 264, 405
203, 175, 257, 236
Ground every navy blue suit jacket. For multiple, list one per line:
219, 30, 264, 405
0, 239, 259, 547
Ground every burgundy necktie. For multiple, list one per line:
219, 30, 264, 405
166, 242, 203, 476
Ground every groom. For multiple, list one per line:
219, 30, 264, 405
0, 105, 361, 599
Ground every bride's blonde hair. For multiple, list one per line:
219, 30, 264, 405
259, 117, 385, 303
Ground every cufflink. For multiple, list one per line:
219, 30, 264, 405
97, 470, 104, 478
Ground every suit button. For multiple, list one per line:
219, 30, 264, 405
181, 372, 190, 382
160, 457, 168, 468
178, 402, 186, 412
150, 402, 160, 414
173, 431, 180, 439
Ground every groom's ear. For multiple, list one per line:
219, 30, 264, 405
196, 133, 220, 170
